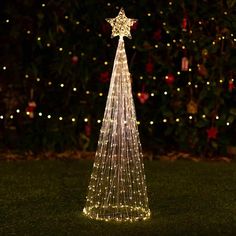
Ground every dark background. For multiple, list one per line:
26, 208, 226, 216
0, 0, 236, 157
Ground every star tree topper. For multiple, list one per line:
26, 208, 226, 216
106, 8, 137, 39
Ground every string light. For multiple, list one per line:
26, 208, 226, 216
84, 9, 150, 222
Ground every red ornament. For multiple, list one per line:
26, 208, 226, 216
165, 73, 175, 86
153, 29, 161, 41
99, 71, 110, 83
138, 92, 149, 104
71, 55, 79, 65
197, 64, 208, 77
182, 15, 188, 31
131, 21, 138, 31
145, 61, 154, 74
207, 127, 218, 140
26, 101, 37, 118
181, 57, 189, 71
228, 79, 234, 92
85, 124, 91, 137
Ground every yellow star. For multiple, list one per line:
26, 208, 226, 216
106, 8, 137, 39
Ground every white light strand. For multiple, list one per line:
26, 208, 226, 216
83, 39, 150, 222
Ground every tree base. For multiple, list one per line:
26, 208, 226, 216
83, 205, 151, 222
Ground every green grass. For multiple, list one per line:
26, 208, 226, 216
1, 160, 236, 236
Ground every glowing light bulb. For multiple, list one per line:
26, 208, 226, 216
47, 115, 51, 119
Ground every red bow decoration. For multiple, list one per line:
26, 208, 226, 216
207, 127, 218, 140
138, 92, 149, 104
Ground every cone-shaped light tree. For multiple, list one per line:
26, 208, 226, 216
83, 8, 151, 222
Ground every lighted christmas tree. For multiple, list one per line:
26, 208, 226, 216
83, 8, 151, 222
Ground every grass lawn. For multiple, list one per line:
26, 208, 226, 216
0, 160, 236, 236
